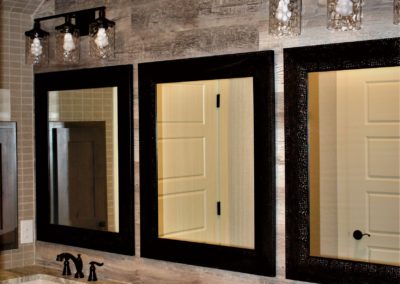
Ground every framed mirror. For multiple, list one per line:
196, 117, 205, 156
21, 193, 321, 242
35, 65, 134, 255
139, 51, 276, 276
284, 38, 400, 283
0, 122, 17, 250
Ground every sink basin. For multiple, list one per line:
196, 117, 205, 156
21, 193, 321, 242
22, 280, 62, 284
18, 274, 82, 284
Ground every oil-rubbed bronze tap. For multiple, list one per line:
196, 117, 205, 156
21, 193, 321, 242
56, 253, 84, 278
88, 261, 104, 281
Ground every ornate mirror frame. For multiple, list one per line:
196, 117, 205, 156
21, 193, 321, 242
35, 65, 134, 255
139, 51, 276, 276
284, 38, 400, 283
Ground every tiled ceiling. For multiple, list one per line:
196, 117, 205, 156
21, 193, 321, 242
0, 0, 44, 14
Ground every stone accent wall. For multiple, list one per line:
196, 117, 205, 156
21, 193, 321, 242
1, 0, 398, 282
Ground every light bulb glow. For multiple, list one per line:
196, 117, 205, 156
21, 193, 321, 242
63, 33, 76, 52
275, 0, 292, 23
30, 37, 43, 57
94, 28, 109, 49
335, 0, 353, 16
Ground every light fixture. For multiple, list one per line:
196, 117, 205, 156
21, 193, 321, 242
55, 15, 80, 64
24, 6, 115, 65
395, 0, 400, 25
89, 8, 115, 59
24, 21, 49, 66
269, 0, 301, 36
327, 0, 362, 31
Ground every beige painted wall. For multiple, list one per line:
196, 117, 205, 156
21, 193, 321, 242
309, 71, 338, 258
0, 0, 398, 283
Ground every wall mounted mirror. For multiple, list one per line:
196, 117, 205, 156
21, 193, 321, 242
0, 122, 17, 250
139, 51, 276, 276
35, 65, 134, 255
284, 38, 400, 283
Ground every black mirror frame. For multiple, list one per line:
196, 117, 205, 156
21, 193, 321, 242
35, 65, 134, 255
284, 38, 400, 283
139, 51, 276, 276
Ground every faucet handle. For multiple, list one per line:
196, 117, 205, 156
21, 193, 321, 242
62, 259, 72, 276
88, 261, 104, 282
74, 254, 84, 278
56, 253, 72, 276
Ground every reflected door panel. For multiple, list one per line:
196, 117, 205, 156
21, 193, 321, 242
50, 122, 107, 231
309, 66, 400, 266
157, 81, 218, 243
336, 67, 400, 266
157, 78, 254, 249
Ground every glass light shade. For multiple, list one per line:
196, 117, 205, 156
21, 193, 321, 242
89, 10, 115, 59
55, 16, 80, 64
395, 0, 400, 25
25, 22, 49, 66
269, 0, 301, 36
327, 0, 362, 31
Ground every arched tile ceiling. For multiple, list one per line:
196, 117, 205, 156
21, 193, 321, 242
0, 0, 44, 14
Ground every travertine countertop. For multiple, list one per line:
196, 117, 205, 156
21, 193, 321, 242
0, 266, 128, 284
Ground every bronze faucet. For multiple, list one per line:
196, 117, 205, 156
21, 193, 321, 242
56, 253, 84, 278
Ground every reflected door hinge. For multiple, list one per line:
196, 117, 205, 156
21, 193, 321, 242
217, 201, 221, 216
216, 94, 220, 108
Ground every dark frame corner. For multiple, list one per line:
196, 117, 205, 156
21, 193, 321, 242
139, 51, 276, 276
284, 38, 400, 283
35, 65, 134, 255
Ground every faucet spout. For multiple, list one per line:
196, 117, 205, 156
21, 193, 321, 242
56, 253, 84, 278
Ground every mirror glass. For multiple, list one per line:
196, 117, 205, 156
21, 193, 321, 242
285, 38, 400, 283
48, 87, 119, 233
157, 78, 254, 249
0, 122, 17, 250
35, 65, 134, 255
308, 66, 400, 266
139, 51, 276, 276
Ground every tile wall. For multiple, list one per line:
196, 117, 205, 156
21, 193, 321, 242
0, 9, 35, 268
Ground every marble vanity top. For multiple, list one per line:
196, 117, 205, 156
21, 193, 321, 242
0, 266, 126, 284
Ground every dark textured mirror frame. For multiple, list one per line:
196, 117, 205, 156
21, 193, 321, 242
284, 38, 400, 283
35, 65, 134, 255
139, 51, 276, 276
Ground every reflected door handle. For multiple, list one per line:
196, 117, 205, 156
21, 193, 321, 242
353, 230, 371, 240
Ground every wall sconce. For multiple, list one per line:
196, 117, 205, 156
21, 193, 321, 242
395, 0, 400, 25
24, 21, 49, 66
269, 0, 302, 36
89, 9, 115, 59
55, 15, 80, 64
327, 0, 362, 31
24, 6, 115, 65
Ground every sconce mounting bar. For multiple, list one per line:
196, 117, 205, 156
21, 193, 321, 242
33, 6, 106, 36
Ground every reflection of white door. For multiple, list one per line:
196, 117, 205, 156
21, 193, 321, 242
337, 67, 400, 266
157, 78, 254, 249
157, 81, 219, 244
